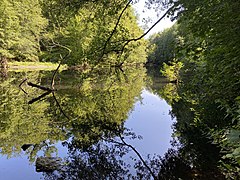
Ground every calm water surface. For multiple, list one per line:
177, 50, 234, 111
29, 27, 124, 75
0, 68, 175, 179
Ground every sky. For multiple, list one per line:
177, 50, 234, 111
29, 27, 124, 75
132, 1, 175, 37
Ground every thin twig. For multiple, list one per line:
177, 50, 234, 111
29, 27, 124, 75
52, 92, 70, 120
19, 78, 28, 95
119, 5, 176, 55
50, 41, 72, 89
118, 133, 158, 180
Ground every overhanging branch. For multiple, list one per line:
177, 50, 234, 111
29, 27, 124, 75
98, 3, 176, 62
99, 0, 133, 61
119, 5, 176, 53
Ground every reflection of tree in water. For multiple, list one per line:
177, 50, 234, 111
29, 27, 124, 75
1, 67, 159, 178
0, 66, 230, 179
39, 67, 166, 179
157, 147, 225, 180
145, 69, 228, 179
43, 128, 162, 180
0, 71, 66, 159
0, 68, 8, 79
0, 57, 8, 78
38, 65, 239, 179
158, 149, 192, 180
43, 67, 146, 147
45, 137, 132, 179
43, 135, 225, 179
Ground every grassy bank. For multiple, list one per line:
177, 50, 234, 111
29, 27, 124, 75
8, 61, 68, 71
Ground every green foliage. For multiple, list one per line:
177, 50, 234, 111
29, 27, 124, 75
158, 83, 180, 105
147, 25, 178, 66
0, 72, 66, 159
48, 67, 146, 146
42, 1, 147, 65
177, 0, 240, 115
0, 67, 145, 160
161, 61, 183, 82
145, 0, 240, 177
146, 67, 181, 105
170, 0, 240, 169
0, 0, 147, 66
0, 0, 47, 61
146, 70, 226, 179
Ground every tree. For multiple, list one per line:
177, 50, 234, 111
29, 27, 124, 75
147, 25, 178, 66
161, 61, 183, 83
0, 0, 47, 63
146, 0, 240, 177
41, 0, 147, 66
0, 66, 146, 161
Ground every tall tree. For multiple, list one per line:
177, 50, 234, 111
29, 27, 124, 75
0, 0, 47, 63
147, 0, 240, 177
147, 25, 178, 66
171, 0, 240, 177
41, 0, 147, 66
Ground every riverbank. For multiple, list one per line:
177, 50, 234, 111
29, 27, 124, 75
8, 62, 68, 71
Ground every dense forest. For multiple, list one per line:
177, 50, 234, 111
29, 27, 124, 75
0, 0, 239, 179
0, 0, 147, 67
147, 0, 240, 178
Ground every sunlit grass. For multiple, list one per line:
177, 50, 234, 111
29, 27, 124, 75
8, 61, 68, 72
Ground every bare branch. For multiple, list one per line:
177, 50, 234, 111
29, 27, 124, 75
119, 5, 175, 54
27, 82, 53, 91
50, 41, 72, 89
51, 61, 61, 89
118, 133, 158, 180
99, 0, 133, 61
96, 4, 176, 65
19, 78, 28, 95
28, 91, 52, 104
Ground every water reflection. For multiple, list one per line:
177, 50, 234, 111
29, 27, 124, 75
0, 67, 175, 179
2, 66, 234, 179
147, 69, 227, 179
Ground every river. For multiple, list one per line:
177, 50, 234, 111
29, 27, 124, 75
1, 66, 235, 179
0, 67, 176, 179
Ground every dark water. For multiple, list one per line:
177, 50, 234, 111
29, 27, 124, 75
1, 67, 238, 179
0, 67, 175, 179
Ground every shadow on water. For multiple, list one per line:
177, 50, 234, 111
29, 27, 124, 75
0, 66, 237, 179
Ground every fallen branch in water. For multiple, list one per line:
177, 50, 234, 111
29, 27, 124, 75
19, 78, 28, 95
19, 78, 70, 119
28, 91, 52, 104
19, 78, 54, 103
27, 82, 53, 92
18, 44, 71, 119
